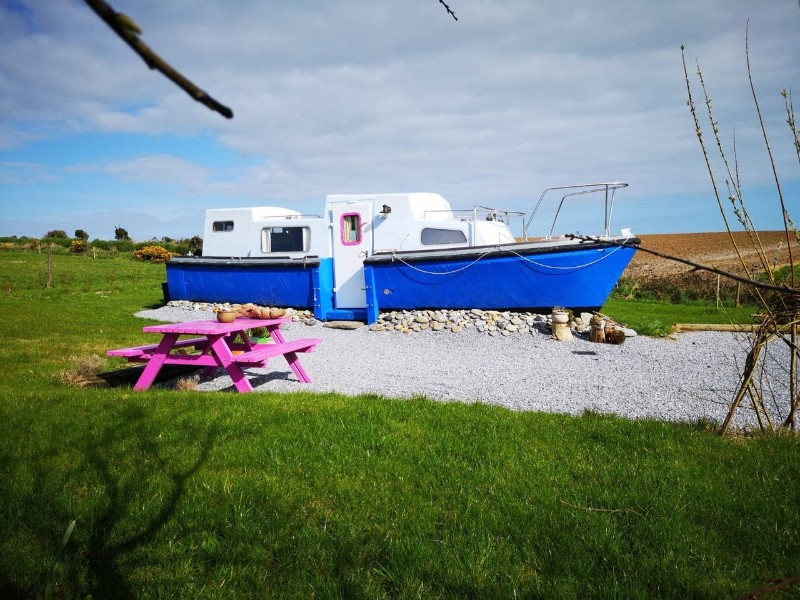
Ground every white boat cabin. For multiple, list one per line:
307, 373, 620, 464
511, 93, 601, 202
201, 193, 521, 311
201, 192, 518, 260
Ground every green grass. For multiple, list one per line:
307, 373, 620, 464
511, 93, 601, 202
1, 249, 798, 598
602, 298, 759, 336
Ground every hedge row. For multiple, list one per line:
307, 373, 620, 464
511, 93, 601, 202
0, 236, 201, 256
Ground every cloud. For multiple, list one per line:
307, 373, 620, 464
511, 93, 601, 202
0, 160, 59, 184
66, 154, 211, 188
1, 0, 799, 240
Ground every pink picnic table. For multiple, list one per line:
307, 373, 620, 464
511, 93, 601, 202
107, 317, 322, 393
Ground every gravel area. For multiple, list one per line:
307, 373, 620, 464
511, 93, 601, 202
135, 306, 791, 430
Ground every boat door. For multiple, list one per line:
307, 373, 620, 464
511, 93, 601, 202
331, 201, 373, 308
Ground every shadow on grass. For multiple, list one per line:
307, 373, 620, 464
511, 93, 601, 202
199, 368, 298, 393
78, 404, 217, 598
0, 574, 27, 600
0, 402, 219, 598
97, 364, 203, 387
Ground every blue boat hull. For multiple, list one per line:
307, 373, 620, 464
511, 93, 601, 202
363, 241, 637, 318
165, 239, 637, 323
166, 257, 324, 308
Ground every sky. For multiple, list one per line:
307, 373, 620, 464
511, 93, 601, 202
1, 0, 799, 242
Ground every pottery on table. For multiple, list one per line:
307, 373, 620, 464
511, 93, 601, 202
216, 311, 236, 323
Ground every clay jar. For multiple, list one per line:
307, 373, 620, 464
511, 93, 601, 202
216, 310, 236, 323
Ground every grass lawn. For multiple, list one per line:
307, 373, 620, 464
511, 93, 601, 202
602, 298, 759, 336
0, 249, 798, 598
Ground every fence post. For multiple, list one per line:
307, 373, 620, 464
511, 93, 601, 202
46, 243, 52, 289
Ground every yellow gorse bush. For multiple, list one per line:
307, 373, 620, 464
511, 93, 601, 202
68, 240, 90, 253
133, 245, 174, 263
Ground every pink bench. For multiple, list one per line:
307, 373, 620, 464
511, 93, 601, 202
231, 338, 322, 365
106, 337, 208, 360
106, 317, 322, 393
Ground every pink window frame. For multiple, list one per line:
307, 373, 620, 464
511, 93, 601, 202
340, 212, 362, 246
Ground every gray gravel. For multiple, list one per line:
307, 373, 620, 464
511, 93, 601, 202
135, 306, 792, 430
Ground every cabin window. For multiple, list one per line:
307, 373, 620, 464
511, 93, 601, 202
421, 228, 467, 245
212, 220, 234, 232
341, 213, 362, 246
260, 226, 310, 253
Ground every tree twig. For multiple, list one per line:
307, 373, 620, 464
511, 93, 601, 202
681, 47, 752, 280
735, 575, 800, 600
437, 0, 458, 21
559, 500, 643, 518
745, 24, 794, 284
84, 0, 233, 119
567, 234, 800, 296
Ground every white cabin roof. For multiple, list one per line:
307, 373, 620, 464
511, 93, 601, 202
205, 206, 301, 220
325, 193, 452, 220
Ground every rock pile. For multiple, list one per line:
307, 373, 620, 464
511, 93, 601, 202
371, 308, 549, 336
164, 301, 637, 339
371, 308, 636, 339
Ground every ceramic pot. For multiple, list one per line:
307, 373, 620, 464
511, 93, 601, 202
217, 311, 236, 323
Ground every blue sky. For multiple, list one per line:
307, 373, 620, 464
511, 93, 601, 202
1, 0, 799, 241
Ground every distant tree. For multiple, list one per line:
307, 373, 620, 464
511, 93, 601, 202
44, 230, 68, 239
74, 229, 89, 241
114, 226, 131, 241
188, 236, 203, 252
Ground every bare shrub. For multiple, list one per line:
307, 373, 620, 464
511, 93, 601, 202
683, 31, 800, 434
60, 354, 108, 388
174, 375, 200, 391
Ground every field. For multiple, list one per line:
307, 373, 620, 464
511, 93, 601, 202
0, 247, 798, 598
624, 230, 800, 279
604, 232, 800, 322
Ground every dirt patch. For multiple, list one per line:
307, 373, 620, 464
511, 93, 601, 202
625, 231, 800, 280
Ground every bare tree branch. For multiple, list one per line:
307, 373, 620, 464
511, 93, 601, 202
438, 0, 458, 21
566, 234, 800, 296
735, 575, 800, 600
84, 0, 233, 119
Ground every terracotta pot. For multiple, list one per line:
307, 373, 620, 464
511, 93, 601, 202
217, 311, 236, 323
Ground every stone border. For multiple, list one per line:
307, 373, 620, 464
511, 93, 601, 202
164, 301, 637, 339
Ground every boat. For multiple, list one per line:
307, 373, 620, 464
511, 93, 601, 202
165, 182, 639, 324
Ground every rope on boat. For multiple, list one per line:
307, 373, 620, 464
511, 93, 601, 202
391, 249, 498, 275
389, 237, 635, 276
505, 238, 632, 270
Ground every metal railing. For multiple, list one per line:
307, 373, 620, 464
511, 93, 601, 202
424, 206, 526, 246
525, 182, 629, 240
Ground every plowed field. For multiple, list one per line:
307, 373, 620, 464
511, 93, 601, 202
625, 231, 800, 281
